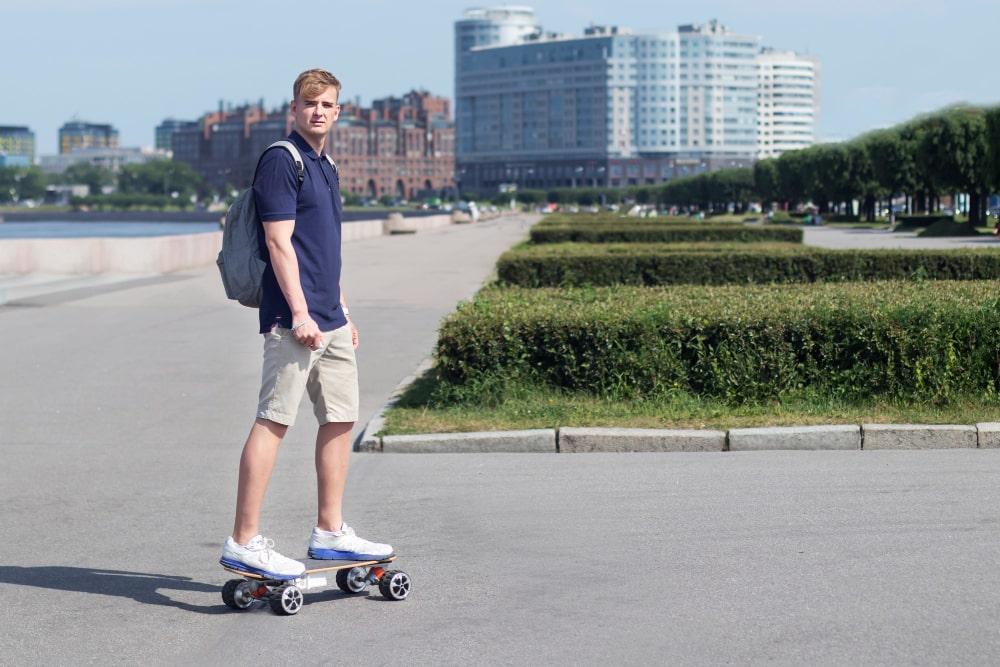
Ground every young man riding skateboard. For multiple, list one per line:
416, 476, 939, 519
220, 69, 392, 580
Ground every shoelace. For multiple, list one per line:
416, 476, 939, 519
248, 537, 276, 563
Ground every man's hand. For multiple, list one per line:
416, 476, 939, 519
292, 318, 324, 351
349, 320, 359, 350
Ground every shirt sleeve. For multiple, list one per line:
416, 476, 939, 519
252, 148, 298, 222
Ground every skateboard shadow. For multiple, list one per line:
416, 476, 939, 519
0, 565, 227, 615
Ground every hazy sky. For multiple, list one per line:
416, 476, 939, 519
5, 0, 999, 154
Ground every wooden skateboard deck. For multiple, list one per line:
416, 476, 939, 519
221, 555, 396, 580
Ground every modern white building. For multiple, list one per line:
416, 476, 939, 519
756, 48, 819, 158
455, 6, 539, 51
455, 8, 819, 193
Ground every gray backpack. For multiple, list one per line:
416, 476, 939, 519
216, 141, 305, 308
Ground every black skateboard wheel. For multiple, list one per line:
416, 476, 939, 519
378, 570, 411, 601
269, 585, 303, 615
336, 567, 369, 594
222, 579, 255, 610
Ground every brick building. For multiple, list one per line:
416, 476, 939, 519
169, 91, 455, 198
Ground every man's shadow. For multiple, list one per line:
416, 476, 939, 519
0, 565, 229, 615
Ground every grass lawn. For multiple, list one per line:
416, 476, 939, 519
380, 370, 1000, 435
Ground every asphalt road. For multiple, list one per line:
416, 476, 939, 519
4, 215, 1000, 664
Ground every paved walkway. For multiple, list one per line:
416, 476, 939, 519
5, 215, 1000, 663
804, 225, 1000, 249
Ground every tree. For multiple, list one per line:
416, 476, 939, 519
515, 189, 544, 205
753, 159, 780, 209
118, 160, 203, 199
845, 142, 879, 221
916, 108, 990, 227
60, 163, 115, 195
986, 107, 1000, 202
864, 129, 915, 216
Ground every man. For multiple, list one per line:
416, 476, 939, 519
219, 69, 392, 580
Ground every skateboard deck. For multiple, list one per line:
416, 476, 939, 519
221, 555, 396, 580
220, 555, 410, 615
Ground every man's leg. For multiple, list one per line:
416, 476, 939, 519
232, 418, 287, 544
305, 325, 392, 559
315, 420, 354, 532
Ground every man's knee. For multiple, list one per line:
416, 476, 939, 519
255, 417, 290, 438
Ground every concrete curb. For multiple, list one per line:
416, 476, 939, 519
862, 424, 978, 450
977, 423, 1000, 449
729, 425, 860, 451
559, 427, 726, 453
365, 422, 1000, 454
382, 429, 556, 453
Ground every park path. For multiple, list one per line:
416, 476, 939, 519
803, 225, 1000, 249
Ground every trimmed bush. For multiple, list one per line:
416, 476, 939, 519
918, 218, 983, 237
896, 215, 953, 227
436, 282, 1000, 403
496, 244, 1000, 287
530, 224, 803, 244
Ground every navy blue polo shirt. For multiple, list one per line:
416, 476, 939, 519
252, 130, 348, 334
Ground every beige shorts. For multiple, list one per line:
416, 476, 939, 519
256, 324, 359, 426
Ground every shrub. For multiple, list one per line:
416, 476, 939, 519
529, 224, 803, 244
436, 282, 1000, 403
496, 244, 1000, 287
918, 218, 983, 237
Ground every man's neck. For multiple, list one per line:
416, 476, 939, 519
295, 128, 325, 155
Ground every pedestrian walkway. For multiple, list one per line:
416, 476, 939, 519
804, 225, 1000, 249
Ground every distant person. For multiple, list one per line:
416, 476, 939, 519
219, 69, 392, 580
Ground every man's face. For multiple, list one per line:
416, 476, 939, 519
291, 86, 340, 143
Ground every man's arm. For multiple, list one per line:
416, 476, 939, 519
263, 219, 323, 350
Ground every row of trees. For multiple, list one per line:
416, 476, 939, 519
493, 105, 1000, 228
0, 160, 207, 206
752, 105, 1000, 226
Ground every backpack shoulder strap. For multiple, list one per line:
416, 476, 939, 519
269, 140, 305, 183
322, 153, 338, 176
253, 140, 305, 184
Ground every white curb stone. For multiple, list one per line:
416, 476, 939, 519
558, 427, 725, 453
381, 429, 556, 453
728, 425, 860, 451
976, 423, 1000, 449
862, 424, 977, 450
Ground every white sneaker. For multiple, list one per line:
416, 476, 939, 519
220, 535, 305, 580
308, 523, 394, 560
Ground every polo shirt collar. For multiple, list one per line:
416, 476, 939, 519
289, 130, 325, 161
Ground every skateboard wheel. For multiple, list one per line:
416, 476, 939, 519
222, 579, 254, 610
377, 570, 410, 601
269, 584, 303, 615
336, 567, 369, 594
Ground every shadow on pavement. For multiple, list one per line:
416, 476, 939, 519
0, 565, 227, 615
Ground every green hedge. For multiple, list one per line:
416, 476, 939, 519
497, 244, 1000, 287
530, 224, 803, 244
436, 282, 1000, 403
539, 213, 692, 225
918, 218, 982, 237
897, 215, 953, 227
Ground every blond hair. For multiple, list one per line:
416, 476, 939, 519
293, 69, 341, 101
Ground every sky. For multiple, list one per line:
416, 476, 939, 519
4, 0, 999, 155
